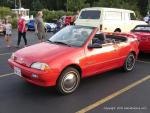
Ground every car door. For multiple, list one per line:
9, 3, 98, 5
82, 37, 119, 77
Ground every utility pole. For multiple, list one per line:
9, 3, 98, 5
19, 0, 21, 8
148, 0, 150, 11
66, 0, 68, 12
14, 0, 16, 8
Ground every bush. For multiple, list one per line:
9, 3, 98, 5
0, 7, 18, 28
11, 18, 17, 29
0, 7, 11, 19
42, 9, 74, 22
30, 9, 74, 22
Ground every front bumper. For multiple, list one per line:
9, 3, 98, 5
8, 59, 59, 87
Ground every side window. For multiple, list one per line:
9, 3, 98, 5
91, 33, 106, 45
130, 13, 136, 20
105, 11, 122, 20
79, 10, 101, 19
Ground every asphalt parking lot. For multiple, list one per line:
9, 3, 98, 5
0, 31, 150, 113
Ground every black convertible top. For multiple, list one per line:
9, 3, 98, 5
132, 25, 150, 32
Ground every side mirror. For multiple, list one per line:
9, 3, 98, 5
88, 43, 102, 49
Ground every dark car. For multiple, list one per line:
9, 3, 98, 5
27, 19, 56, 32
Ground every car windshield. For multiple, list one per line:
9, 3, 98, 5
79, 10, 101, 19
48, 26, 94, 47
133, 26, 150, 32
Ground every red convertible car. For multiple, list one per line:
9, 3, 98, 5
131, 25, 150, 53
8, 26, 139, 95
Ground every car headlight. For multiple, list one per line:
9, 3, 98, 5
31, 62, 50, 71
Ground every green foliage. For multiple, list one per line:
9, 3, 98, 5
31, 0, 44, 11
0, 7, 11, 19
0, 0, 149, 18
92, 0, 142, 18
0, 6, 17, 28
11, 17, 17, 28
43, 9, 74, 21
67, 0, 86, 11
31, 9, 74, 22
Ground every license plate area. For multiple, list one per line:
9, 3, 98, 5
14, 67, 21, 77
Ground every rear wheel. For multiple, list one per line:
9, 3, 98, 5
123, 53, 135, 72
57, 67, 80, 95
114, 29, 121, 32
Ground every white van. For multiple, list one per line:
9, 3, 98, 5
75, 7, 147, 32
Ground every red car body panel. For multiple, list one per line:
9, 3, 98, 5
131, 32, 150, 53
8, 27, 139, 87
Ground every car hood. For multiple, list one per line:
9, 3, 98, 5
14, 42, 78, 66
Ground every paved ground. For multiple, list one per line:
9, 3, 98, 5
0, 31, 149, 113
0, 30, 53, 48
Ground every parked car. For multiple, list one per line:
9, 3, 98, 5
27, 19, 35, 31
8, 25, 139, 95
75, 7, 147, 32
27, 19, 56, 32
131, 25, 150, 53
45, 22, 57, 32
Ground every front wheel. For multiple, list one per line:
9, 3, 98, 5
57, 67, 80, 95
122, 53, 135, 72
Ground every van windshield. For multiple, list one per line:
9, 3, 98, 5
79, 10, 101, 19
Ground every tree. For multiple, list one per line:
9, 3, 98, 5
0, 7, 11, 18
138, 0, 149, 16
31, 0, 44, 11
67, 0, 86, 11
0, 0, 149, 17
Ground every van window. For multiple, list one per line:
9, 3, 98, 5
104, 11, 122, 20
79, 10, 101, 19
130, 13, 136, 20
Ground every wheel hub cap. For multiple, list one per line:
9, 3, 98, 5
63, 73, 77, 91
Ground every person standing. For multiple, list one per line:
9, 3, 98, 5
17, 14, 27, 47
35, 11, 46, 42
4, 19, 12, 48
148, 15, 150, 25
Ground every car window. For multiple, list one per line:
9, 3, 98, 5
49, 26, 94, 47
89, 32, 108, 46
130, 13, 136, 20
105, 11, 122, 20
79, 10, 101, 19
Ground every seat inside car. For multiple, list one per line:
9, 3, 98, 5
92, 33, 106, 45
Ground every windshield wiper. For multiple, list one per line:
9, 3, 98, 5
53, 41, 71, 47
47, 40, 54, 43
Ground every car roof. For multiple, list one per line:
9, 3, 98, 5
81, 7, 134, 12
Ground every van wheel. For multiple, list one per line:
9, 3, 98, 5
122, 53, 135, 72
114, 29, 121, 32
57, 67, 80, 95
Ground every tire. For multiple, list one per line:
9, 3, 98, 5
57, 67, 80, 95
123, 53, 135, 72
114, 29, 121, 32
